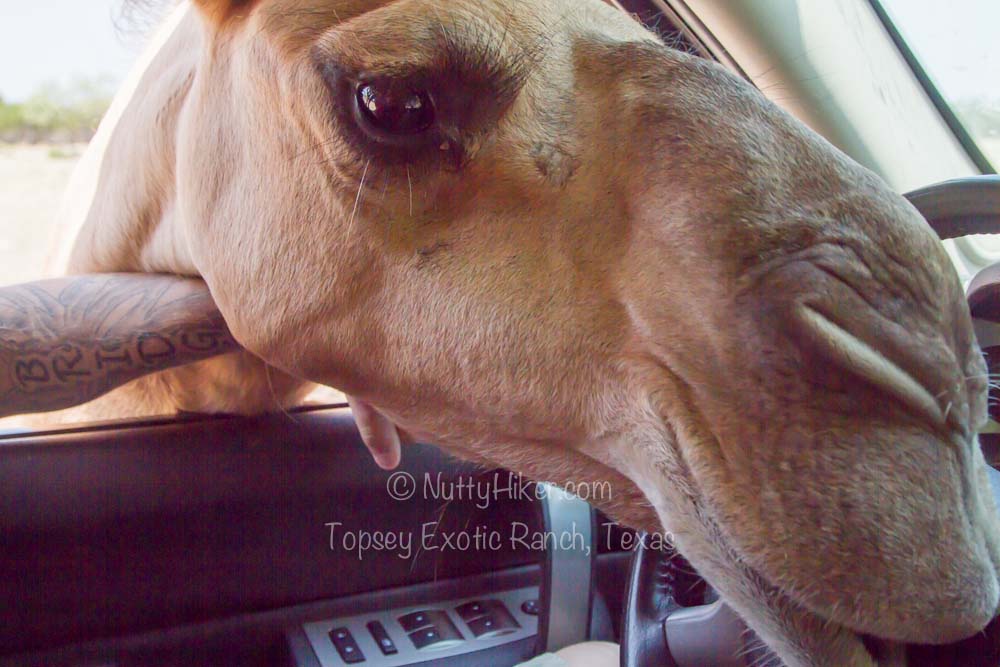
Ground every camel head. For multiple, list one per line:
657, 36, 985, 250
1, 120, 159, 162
64, 0, 999, 663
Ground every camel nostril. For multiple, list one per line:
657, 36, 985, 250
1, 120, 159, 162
793, 303, 961, 432
745, 247, 975, 437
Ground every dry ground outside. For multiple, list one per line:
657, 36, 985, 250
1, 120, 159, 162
0, 143, 82, 286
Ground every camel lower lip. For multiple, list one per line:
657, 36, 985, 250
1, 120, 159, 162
838, 612, 999, 666
860, 633, 901, 664
729, 548, 997, 665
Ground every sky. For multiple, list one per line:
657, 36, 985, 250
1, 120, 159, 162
0, 0, 144, 102
0, 0, 997, 103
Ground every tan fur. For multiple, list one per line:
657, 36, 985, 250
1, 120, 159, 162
57, 1, 998, 664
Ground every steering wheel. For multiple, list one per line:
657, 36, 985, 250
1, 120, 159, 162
620, 176, 1000, 667
620, 537, 767, 667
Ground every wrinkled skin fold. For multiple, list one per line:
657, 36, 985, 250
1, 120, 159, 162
57, 1, 1000, 664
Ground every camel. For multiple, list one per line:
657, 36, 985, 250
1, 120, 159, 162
37, 0, 1000, 664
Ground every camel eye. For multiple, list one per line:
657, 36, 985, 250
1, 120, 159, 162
356, 82, 436, 136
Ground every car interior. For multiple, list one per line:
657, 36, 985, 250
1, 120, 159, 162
1, 1, 999, 666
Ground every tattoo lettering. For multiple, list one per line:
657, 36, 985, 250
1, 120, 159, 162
0, 274, 240, 418
15, 359, 50, 386
95, 343, 133, 370
181, 329, 228, 353
137, 333, 177, 365
52, 345, 90, 382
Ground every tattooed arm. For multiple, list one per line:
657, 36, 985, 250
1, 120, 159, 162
0, 274, 240, 419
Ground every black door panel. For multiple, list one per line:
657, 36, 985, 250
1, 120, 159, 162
0, 407, 542, 654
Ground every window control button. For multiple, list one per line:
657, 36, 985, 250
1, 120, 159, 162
521, 599, 540, 616
329, 627, 366, 664
455, 600, 489, 620
409, 626, 443, 650
408, 624, 464, 650
407, 612, 464, 650
398, 610, 434, 632
466, 606, 521, 638
467, 615, 502, 637
330, 627, 351, 643
366, 620, 398, 656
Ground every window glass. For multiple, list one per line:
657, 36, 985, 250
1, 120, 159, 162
0, 4, 344, 430
877, 0, 1000, 170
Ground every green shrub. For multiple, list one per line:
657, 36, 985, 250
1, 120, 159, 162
0, 77, 113, 143
0, 99, 26, 135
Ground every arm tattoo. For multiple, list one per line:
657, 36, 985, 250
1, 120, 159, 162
0, 274, 241, 418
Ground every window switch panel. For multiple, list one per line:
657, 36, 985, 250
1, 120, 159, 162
300, 586, 540, 667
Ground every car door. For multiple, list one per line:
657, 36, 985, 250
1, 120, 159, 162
0, 403, 643, 667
